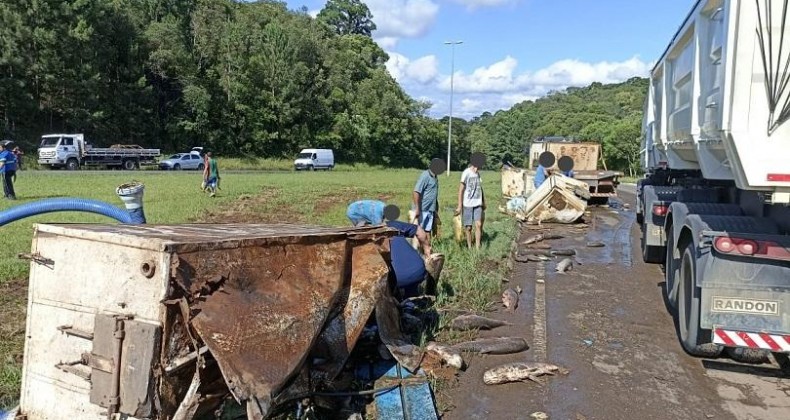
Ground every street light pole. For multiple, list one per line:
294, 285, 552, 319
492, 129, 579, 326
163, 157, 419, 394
444, 40, 463, 176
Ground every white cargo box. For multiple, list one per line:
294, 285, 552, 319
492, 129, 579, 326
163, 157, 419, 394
18, 223, 392, 419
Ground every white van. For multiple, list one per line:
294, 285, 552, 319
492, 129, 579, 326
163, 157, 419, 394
294, 148, 334, 170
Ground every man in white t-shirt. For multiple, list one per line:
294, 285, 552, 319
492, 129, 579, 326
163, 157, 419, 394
455, 153, 486, 249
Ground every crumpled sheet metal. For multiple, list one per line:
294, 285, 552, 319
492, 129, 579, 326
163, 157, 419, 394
310, 240, 391, 383
502, 174, 588, 223
186, 239, 350, 417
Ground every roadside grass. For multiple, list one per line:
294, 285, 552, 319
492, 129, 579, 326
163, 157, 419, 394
0, 168, 517, 410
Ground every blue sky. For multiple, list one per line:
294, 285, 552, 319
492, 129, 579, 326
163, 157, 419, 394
284, 0, 694, 119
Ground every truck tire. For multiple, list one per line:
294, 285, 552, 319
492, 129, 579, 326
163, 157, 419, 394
677, 242, 723, 358
66, 158, 79, 171
308, 165, 314, 171
123, 159, 137, 170
198, 163, 205, 171
173, 163, 181, 170
664, 229, 680, 312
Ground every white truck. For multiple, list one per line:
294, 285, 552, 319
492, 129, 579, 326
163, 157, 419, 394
37, 134, 161, 170
638, 0, 790, 362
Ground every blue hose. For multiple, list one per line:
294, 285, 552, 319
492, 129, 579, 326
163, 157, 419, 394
0, 182, 147, 227
0, 198, 134, 227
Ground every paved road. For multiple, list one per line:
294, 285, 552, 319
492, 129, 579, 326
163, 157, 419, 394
444, 190, 790, 420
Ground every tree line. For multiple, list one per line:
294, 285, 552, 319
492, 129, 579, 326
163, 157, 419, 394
0, 0, 647, 173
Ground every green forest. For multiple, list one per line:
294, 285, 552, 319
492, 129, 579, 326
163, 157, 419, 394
0, 0, 648, 173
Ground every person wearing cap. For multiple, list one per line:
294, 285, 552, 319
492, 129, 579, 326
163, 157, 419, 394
0, 142, 18, 199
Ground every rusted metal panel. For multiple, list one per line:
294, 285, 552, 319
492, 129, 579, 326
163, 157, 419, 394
310, 240, 390, 383
186, 238, 352, 416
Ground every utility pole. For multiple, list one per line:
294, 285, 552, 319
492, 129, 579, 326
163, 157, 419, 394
444, 40, 463, 176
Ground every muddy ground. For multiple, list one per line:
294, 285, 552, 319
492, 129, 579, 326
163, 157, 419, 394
441, 189, 790, 420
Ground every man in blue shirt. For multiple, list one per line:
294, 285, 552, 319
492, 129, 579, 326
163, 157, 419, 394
0, 142, 17, 200
533, 164, 550, 190
346, 200, 387, 226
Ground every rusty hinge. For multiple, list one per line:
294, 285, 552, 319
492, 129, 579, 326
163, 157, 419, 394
82, 352, 114, 374
57, 325, 94, 340
17, 252, 54, 267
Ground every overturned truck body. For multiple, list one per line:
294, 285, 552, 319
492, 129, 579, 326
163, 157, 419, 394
17, 223, 418, 419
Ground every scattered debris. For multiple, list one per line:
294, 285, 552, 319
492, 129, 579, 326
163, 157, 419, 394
522, 234, 546, 245
585, 241, 605, 248
426, 342, 465, 370
582, 339, 594, 347
452, 337, 529, 355
536, 279, 545, 284
555, 258, 573, 273
550, 249, 577, 256
531, 412, 549, 420
502, 288, 520, 312
483, 362, 562, 385
447, 314, 511, 331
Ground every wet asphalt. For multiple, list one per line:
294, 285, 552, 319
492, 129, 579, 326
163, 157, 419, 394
443, 189, 790, 420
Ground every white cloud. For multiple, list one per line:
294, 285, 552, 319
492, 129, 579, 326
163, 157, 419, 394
375, 36, 399, 49
391, 54, 652, 118
385, 52, 439, 85
367, 0, 440, 39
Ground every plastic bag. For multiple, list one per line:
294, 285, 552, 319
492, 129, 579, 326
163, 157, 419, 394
453, 213, 464, 243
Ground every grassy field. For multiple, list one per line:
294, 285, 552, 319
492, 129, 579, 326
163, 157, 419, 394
0, 168, 517, 409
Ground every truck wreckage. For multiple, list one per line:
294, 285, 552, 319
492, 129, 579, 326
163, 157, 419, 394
1, 183, 444, 419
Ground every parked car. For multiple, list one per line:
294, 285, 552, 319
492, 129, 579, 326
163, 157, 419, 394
294, 148, 334, 171
159, 153, 204, 170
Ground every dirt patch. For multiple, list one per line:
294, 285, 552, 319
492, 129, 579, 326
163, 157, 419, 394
313, 187, 362, 215
199, 186, 299, 224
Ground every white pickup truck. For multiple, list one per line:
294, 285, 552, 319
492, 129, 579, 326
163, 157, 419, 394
37, 134, 160, 170
638, 0, 790, 362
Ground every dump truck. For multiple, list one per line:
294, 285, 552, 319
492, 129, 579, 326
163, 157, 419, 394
528, 136, 622, 203
38, 133, 160, 170
638, 0, 790, 361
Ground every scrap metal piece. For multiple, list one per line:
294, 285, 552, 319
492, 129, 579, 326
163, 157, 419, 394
189, 239, 350, 417
375, 282, 425, 373
310, 241, 391, 384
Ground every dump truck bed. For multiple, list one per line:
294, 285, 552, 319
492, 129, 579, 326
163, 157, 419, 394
642, 0, 790, 193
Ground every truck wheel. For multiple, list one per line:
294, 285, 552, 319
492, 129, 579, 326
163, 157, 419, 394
66, 158, 79, 171
198, 163, 205, 171
664, 231, 680, 312
308, 165, 314, 171
123, 159, 137, 170
678, 242, 723, 357
173, 163, 181, 170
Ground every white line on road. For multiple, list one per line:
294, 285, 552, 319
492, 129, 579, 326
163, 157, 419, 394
533, 261, 547, 363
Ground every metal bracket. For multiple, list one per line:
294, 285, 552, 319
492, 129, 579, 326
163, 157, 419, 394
17, 252, 54, 268
55, 360, 91, 381
57, 325, 94, 340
